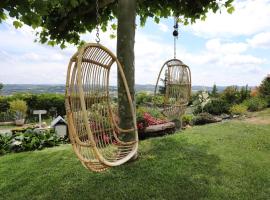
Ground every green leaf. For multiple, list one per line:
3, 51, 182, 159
154, 16, 160, 23
13, 21, 23, 29
60, 43, 66, 49
227, 6, 235, 14
201, 15, 207, 21
0, 12, 7, 21
184, 19, 189, 26
101, 25, 107, 32
225, 0, 234, 7
109, 34, 116, 39
70, 0, 79, 8
111, 23, 117, 30
78, 40, 86, 48
48, 41, 56, 46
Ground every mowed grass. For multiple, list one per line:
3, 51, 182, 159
0, 114, 270, 199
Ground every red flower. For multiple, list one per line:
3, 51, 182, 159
137, 122, 144, 130
143, 112, 168, 126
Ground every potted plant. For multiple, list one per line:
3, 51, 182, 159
9, 100, 28, 126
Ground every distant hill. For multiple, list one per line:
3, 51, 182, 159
1, 84, 66, 95
0, 84, 251, 95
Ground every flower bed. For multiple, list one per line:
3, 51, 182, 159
136, 107, 176, 139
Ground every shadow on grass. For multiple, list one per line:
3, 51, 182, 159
0, 136, 221, 200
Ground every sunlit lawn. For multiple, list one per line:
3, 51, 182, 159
0, 111, 269, 200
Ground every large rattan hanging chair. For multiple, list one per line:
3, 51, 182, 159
154, 58, 191, 119
65, 43, 138, 172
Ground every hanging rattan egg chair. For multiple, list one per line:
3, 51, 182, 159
154, 58, 191, 119
65, 43, 138, 172
154, 17, 191, 120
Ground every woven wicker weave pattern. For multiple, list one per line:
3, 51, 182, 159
65, 43, 138, 172
154, 59, 191, 119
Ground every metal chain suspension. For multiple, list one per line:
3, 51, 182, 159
95, 0, 101, 43
173, 16, 179, 59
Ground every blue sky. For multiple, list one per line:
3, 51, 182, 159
0, 0, 270, 86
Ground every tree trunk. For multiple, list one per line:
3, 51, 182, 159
117, 0, 136, 141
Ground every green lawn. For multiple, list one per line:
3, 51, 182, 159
0, 115, 269, 199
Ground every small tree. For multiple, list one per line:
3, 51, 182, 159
193, 90, 210, 113
211, 83, 218, 97
259, 75, 270, 105
0, 82, 3, 95
239, 84, 250, 102
159, 70, 168, 95
250, 87, 259, 97
221, 86, 240, 105
9, 100, 28, 120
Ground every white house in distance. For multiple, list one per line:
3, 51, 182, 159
50, 116, 68, 138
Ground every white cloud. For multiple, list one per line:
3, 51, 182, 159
223, 54, 265, 66
0, 6, 269, 87
177, 37, 268, 86
190, 66, 268, 86
182, 38, 264, 67
0, 19, 173, 85
248, 32, 270, 48
206, 39, 248, 54
189, 0, 270, 38
158, 23, 169, 32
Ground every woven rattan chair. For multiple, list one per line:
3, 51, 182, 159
65, 43, 138, 172
154, 59, 191, 119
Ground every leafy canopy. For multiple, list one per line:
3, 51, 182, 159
0, 0, 234, 48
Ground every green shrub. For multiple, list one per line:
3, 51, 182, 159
221, 86, 241, 104
243, 97, 267, 112
0, 93, 65, 120
136, 92, 153, 106
152, 95, 165, 106
239, 85, 251, 102
0, 111, 14, 122
0, 129, 67, 155
182, 114, 194, 126
203, 99, 230, 115
192, 91, 211, 114
229, 104, 247, 115
188, 93, 197, 105
0, 97, 9, 112
26, 93, 65, 118
136, 106, 147, 122
137, 107, 165, 121
9, 99, 28, 120
148, 108, 165, 119
193, 105, 203, 115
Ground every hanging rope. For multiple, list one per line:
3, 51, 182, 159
95, 0, 101, 43
173, 16, 179, 59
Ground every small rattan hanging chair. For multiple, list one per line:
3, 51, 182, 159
65, 43, 138, 172
154, 16, 192, 120
154, 58, 191, 119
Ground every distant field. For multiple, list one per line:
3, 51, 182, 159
1, 84, 247, 95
